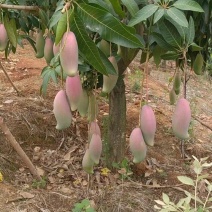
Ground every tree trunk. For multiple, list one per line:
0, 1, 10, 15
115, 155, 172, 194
105, 52, 138, 168
105, 76, 126, 168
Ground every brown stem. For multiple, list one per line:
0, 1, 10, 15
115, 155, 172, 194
0, 61, 20, 95
0, 117, 42, 180
0, 4, 39, 11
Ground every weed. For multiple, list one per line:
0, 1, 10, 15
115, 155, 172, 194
112, 158, 133, 180
72, 199, 95, 212
31, 177, 47, 189
155, 156, 212, 211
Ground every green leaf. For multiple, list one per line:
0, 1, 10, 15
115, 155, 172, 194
150, 32, 174, 50
166, 7, 188, 27
121, 0, 139, 17
190, 43, 202, 51
193, 159, 202, 174
55, 8, 74, 45
186, 16, 195, 45
158, 19, 181, 48
109, 0, 125, 18
98, 50, 117, 75
162, 193, 170, 204
71, 16, 108, 75
39, 9, 49, 28
173, 0, 204, 12
88, 0, 116, 15
40, 67, 52, 96
4, 15, 17, 48
161, 51, 180, 60
153, 8, 165, 24
128, 4, 159, 26
177, 176, 194, 186
49, 10, 62, 29
152, 45, 166, 67
77, 3, 143, 48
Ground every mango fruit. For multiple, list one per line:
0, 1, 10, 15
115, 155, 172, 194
65, 74, 83, 111
102, 56, 118, 94
140, 105, 156, 146
87, 93, 98, 122
172, 98, 191, 139
169, 88, 177, 105
53, 90, 72, 130
88, 133, 102, 164
0, 23, 8, 51
44, 36, 54, 64
173, 71, 181, 95
129, 128, 147, 163
60, 31, 78, 77
98, 39, 110, 57
77, 89, 89, 117
193, 53, 203, 75
35, 30, 45, 58
88, 121, 101, 141
53, 43, 60, 56
82, 149, 94, 174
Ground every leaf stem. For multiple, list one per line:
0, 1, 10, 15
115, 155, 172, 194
194, 173, 199, 211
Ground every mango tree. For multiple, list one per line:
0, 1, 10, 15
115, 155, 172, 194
0, 0, 207, 172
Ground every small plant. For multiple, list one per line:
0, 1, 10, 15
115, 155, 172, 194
31, 177, 47, 189
154, 156, 212, 211
112, 158, 133, 180
72, 199, 95, 212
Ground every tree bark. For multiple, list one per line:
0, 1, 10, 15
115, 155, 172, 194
105, 51, 138, 168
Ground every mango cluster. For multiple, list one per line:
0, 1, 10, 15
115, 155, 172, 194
129, 105, 156, 163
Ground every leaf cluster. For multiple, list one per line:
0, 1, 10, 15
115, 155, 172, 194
155, 156, 212, 212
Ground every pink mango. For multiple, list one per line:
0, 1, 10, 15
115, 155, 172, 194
53, 43, 60, 56
0, 24, 8, 51
82, 149, 94, 174
102, 56, 118, 94
44, 36, 54, 64
172, 98, 191, 139
88, 133, 102, 164
77, 89, 89, 117
140, 105, 156, 146
88, 121, 101, 142
65, 74, 83, 111
60, 31, 78, 76
129, 128, 147, 163
53, 90, 72, 130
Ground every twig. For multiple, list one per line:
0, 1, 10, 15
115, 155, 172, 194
0, 4, 38, 11
49, 192, 72, 199
0, 116, 42, 180
192, 115, 212, 131
0, 61, 20, 95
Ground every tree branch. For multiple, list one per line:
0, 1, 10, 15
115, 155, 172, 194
0, 117, 42, 180
0, 61, 20, 96
0, 4, 39, 11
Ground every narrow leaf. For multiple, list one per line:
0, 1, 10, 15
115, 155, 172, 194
186, 16, 195, 45
109, 0, 125, 18
153, 8, 165, 24
77, 3, 143, 48
177, 176, 194, 186
39, 9, 49, 27
158, 20, 181, 48
49, 10, 62, 29
121, 0, 139, 17
128, 4, 159, 26
55, 8, 74, 45
71, 16, 108, 75
190, 43, 202, 51
166, 7, 188, 27
4, 15, 17, 48
173, 0, 204, 12
162, 193, 170, 204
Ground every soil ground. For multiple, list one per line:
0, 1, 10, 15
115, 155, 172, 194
0, 43, 212, 212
